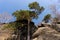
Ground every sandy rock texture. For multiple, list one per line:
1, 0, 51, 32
33, 27, 60, 40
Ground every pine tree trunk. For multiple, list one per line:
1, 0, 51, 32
17, 30, 21, 40
27, 19, 30, 40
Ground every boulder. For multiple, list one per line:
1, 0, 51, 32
32, 27, 60, 40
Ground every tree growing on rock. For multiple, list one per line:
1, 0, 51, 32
13, 2, 44, 40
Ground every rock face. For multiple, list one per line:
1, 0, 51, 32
33, 27, 60, 40
0, 24, 14, 40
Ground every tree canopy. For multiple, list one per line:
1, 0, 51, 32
13, 10, 38, 21
29, 2, 44, 15
43, 14, 51, 23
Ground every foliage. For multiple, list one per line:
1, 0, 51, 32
29, 2, 44, 14
43, 14, 51, 23
3, 22, 16, 30
13, 10, 38, 21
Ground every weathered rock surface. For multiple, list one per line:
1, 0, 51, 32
33, 27, 60, 40
0, 24, 14, 40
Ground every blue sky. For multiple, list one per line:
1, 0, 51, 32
0, 0, 60, 25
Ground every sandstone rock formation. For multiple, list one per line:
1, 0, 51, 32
32, 27, 60, 40
0, 24, 14, 40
